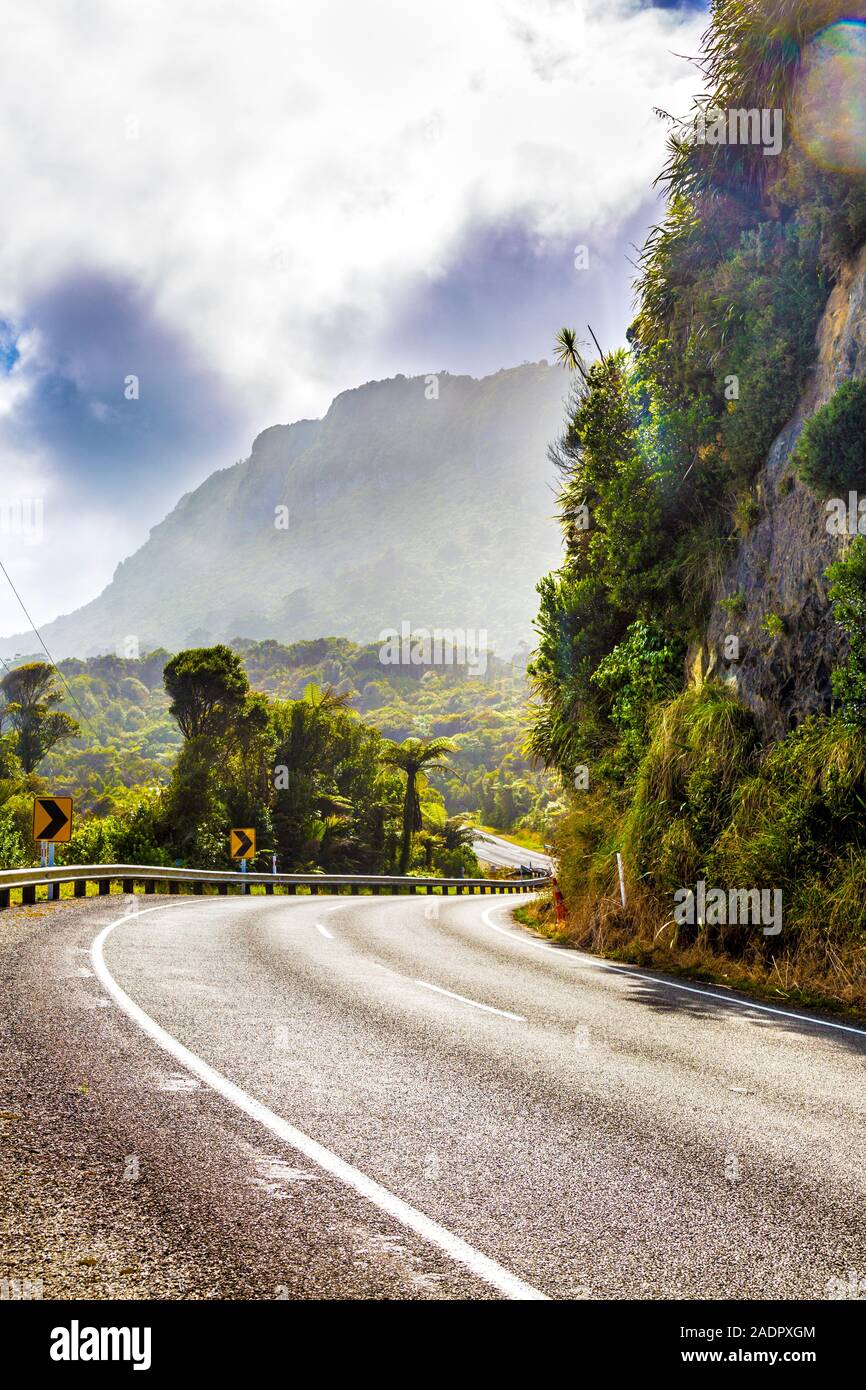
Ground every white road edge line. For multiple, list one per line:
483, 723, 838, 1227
90, 902, 548, 1302
315, 922, 334, 940
414, 979, 526, 1022
480, 906, 866, 1040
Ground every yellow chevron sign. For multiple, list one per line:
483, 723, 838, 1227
230, 828, 256, 859
33, 796, 73, 843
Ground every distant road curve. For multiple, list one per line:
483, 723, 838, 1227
472, 830, 553, 874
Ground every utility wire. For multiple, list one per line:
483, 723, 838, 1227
0, 555, 96, 736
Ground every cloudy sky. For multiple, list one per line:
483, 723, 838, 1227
0, 0, 705, 639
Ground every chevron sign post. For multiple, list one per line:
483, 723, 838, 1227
230, 827, 256, 895
33, 796, 73, 902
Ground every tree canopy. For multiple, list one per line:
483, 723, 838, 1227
163, 645, 249, 739
0, 662, 80, 772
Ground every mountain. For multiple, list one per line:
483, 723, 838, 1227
3, 363, 567, 661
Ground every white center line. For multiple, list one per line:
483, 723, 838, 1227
414, 979, 526, 1022
91, 903, 547, 1301
315, 922, 334, 939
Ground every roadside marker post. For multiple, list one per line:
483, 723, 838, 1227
616, 852, 627, 909
552, 876, 566, 924
39, 841, 56, 900
230, 828, 256, 895
33, 797, 73, 904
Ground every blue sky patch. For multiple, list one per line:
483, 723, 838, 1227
0, 320, 20, 372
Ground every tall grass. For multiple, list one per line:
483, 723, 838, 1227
548, 689, 866, 1015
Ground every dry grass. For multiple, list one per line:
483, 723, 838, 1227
519, 882, 866, 1024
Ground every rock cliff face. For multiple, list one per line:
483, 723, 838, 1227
698, 241, 866, 740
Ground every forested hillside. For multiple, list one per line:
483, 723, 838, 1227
0, 638, 554, 862
529, 0, 866, 1014
0, 643, 521, 877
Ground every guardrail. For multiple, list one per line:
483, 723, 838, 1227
0, 862, 551, 908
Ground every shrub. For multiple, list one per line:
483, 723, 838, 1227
827, 536, 866, 725
733, 493, 761, 536
623, 682, 759, 879
719, 590, 747, 617
655, 819, 700, 894
60, 815, 117, 866
794, 381, 866, 496
0, 806, 28, 868
591, 621, 685, 766
110, 796, 171, 866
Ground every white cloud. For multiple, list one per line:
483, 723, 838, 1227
0, 0, 704, 634
1, 0, 702, 414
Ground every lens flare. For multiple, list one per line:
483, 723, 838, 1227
793, 20, 866, 173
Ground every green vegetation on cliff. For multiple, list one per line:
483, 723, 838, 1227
529, 0, 866, 1014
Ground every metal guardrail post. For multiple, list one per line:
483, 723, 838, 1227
0, 863, 550, 908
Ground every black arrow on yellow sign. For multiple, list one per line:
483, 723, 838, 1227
33, 796, 73, 843
230, 828, 256, 859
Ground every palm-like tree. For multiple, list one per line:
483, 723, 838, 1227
553, 327, 587, 378
416, 828, 439, 871
301, 813, 357, 871
380, 737, 454, 874
301, 681, 353, 713
440, 815, 475, 852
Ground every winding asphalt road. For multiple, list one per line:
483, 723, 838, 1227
472, 830, 552, 873
2, 889, 865, 1301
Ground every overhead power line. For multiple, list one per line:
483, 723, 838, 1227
0, 555, 95, 736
